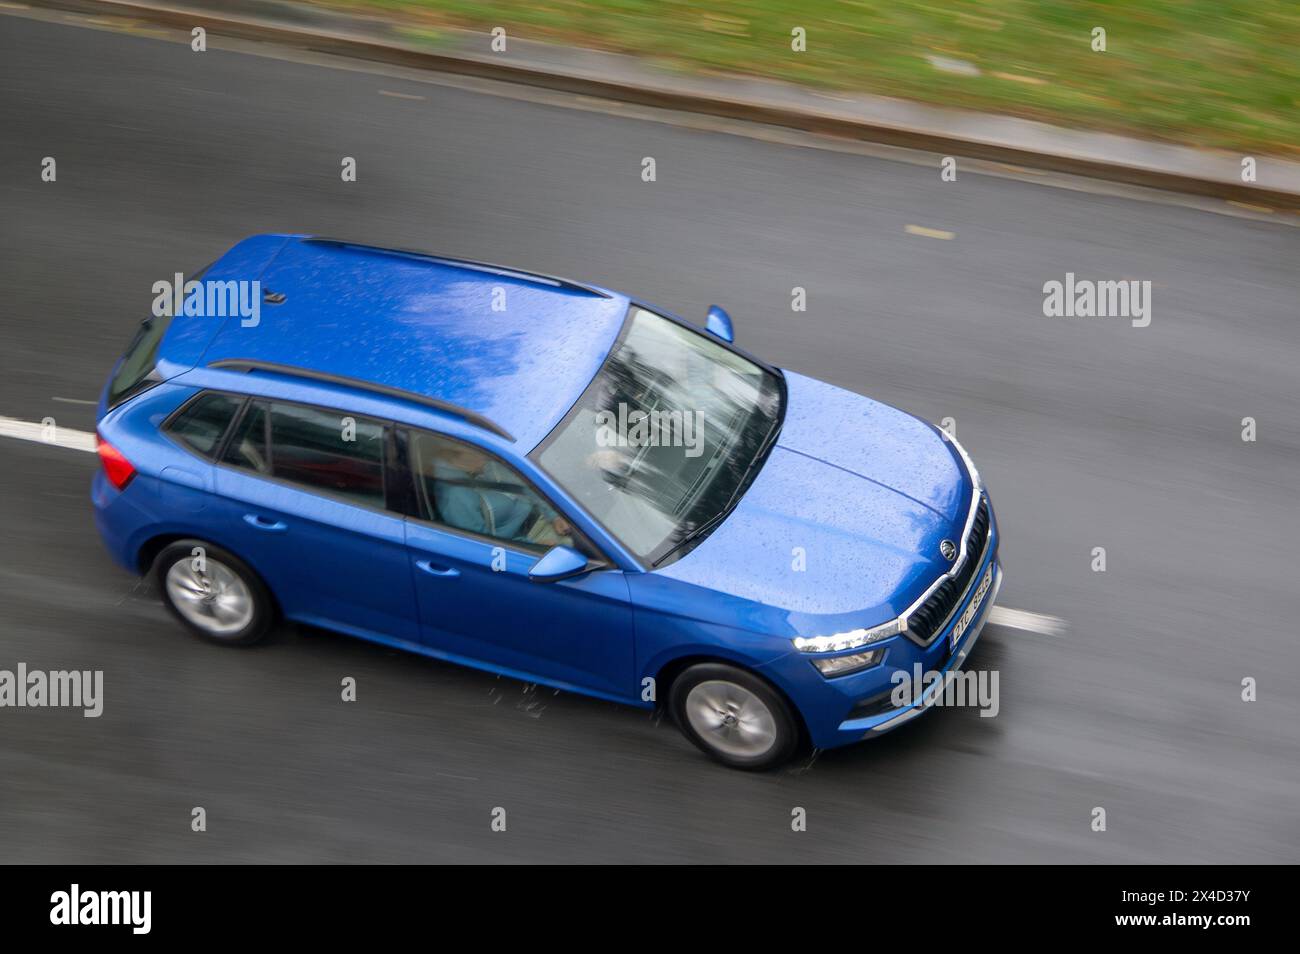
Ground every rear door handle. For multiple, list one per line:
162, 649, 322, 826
243, 513, 288, 532
416, 559, 460, 578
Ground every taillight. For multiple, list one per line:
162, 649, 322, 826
95, 433, 136, 490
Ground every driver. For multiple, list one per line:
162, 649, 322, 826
430, 443, 572, 546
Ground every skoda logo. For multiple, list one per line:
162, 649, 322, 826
939, 539, 957, 561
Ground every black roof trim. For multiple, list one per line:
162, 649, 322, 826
301, 237, 611, 299
206, 359, 515, 442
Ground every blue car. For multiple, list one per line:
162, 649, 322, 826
93, 235, 1001, 769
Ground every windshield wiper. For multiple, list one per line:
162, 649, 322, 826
724, 419, 781, 514
651, 420, 782, 568
651, 507, 732, 568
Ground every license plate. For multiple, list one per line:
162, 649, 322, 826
951, 564, 993, 652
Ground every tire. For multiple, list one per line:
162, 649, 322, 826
153, 540, 275, 646
668, 662, 800, 770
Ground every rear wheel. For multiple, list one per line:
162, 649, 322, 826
668, 663, 799, 770
154, 540, 274, 646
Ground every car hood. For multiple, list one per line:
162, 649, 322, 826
652, 372, 972, 635
776, 371, 966, 522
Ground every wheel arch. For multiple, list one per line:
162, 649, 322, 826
137, 533, 283, 618
654, 653, 810, 744
136, 532, 190, 574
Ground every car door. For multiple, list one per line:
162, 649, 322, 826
401, 428, 635, 701
212, 398, 419, 642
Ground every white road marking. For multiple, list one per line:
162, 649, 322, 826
52, 396, 96, 405
905, 224, 955, 240
379, 89, 425, 100
0, 416, 96, 452
989, 606, 1067, 637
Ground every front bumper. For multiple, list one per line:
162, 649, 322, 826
768, 504, 1002, 750
855, 562, 1001, 736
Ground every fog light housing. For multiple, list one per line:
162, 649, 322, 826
810, 649, 884, 678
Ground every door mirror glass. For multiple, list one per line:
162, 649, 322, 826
528, 545, 590, 582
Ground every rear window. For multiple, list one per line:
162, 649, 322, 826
107, 315, 173, 407
165, 392, 243, 457
107, 264, 211, 408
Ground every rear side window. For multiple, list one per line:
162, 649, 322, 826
165, 392, 243, 458
226, 402, 386, 508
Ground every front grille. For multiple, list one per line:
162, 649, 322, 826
905, 495, 990, 647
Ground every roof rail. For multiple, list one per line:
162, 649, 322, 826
301, 237, 611, 299
207, 359, 515, 442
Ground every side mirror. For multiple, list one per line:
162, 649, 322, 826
528, 545, 591, 583
705, 305, 734, 343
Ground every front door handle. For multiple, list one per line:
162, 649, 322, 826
416, 559, 460, 578
243, 513, 288, 532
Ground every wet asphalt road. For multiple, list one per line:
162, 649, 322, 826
1, 11, 1298, 863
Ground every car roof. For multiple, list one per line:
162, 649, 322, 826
187, 235, 630, 450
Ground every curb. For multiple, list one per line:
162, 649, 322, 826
21, 0, 1300, 210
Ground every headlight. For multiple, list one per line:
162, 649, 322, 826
810, 649, 884, 677
792, 618, 901, 654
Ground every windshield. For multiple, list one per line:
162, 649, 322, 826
535, 306, 782, 566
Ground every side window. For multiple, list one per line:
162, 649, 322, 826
222, 401, 269, 474
269, 403, 385, 508
409, 431, 575, 552
165, 392, 242, 458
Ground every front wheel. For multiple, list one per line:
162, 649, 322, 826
154, 540, 274, 646
668, 663, 800, 770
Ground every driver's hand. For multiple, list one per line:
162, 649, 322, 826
553, 516, 572, 536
